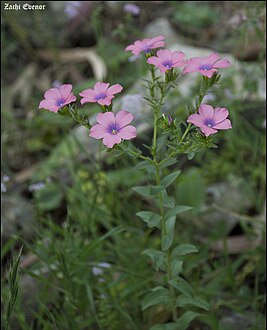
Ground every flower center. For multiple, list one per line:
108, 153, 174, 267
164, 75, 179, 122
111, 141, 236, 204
162, 61, 173, 69
56, 98, 65, 107
204, 118, 215, 128
142, 45, 151, 53
108, 124, 119, 135
95, 93, 106, 100
199, 64, 212, 71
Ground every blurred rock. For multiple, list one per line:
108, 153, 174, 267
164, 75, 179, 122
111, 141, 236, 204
219, 312, 253, 330
1, 194, 35, 241
199, 181, 253, 233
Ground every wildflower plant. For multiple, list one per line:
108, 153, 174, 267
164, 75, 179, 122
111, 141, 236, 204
39, 35, 232, 328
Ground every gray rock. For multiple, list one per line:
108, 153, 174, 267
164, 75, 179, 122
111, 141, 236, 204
219, 312, 253, 330
199, 181, 253, 233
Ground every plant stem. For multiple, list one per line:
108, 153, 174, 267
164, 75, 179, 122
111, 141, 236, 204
150, 76, 178, 322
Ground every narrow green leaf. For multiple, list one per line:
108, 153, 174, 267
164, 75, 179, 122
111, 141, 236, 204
162, 217, 176, 251
176, 295, 210, 311
141, 287, 174, 311
159, 157, 178, 169
150, 323, 178, 330
136, 211, 161, 228
171, 260, 183, 276
162, 190, 175, 208
176, 311, 200, 330
171, 244, 198, 259
133, 185, 164, 197
166, 206, 192, 219
168, 276, 195, 298
142, 249, 166, 271
161, 170, 181, 188
187, 152, 195, 160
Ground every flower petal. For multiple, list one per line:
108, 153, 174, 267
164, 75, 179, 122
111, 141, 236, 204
213, 59, 231, 68
186, 57, 204, 66
200, 69, 217, 78
64, 93, 76, 105
115, 110, 134, 128
94, 82, 110, 94
147, 56, 162, 66
117, 125, 137, 140
199, 104, 214, 119
213, 107, 229, 123
187, 114, 204, 127
106, 84, 123, 96
200, 125, 218, 136
79, 88, 95, 98
39, 99, 58, 112
59, 84, 73, 99
171, 51, 185, 64
103, 134, 121, 148
96, 112, 115, 127
213, 119, 232, 130
97, 96, 114, 106
207, 53, 220, 65
44, 88, 61, 101
183, 65, 199, 74
89, 124, 108, 139
156, 49, 172, 61
150, 35, 165, 44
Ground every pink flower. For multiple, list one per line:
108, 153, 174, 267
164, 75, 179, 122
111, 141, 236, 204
80, 82, 123, 106
183, 53, 231, 78
39, 84, 76, 113
89, 110, 137, 148
125, 36, 165, 55
147, 49, 185, 72
187, 104, 232, 137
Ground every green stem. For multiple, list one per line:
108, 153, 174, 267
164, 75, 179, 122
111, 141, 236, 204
149, 74, 177, 322
180, 80, 210, 143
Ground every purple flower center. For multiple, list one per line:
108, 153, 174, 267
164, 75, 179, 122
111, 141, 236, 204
95, 93, 107, 100
142, 45, 151, 53
56, 98, 65, 107
162, 61, 173, 69
199, 64, 213, 71
204, 118, 215, 127
108, 123, 119, 135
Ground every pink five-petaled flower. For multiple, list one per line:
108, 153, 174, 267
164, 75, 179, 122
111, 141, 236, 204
147, 49, 185, 72
183, 53, 231, 78
80, 82, 123, 106
89, 110, 137, 148
125, 36, 165, 55
187, 104, 232, 137
39, 84, 76, 113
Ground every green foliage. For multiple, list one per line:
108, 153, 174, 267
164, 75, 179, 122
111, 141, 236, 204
141, 287, 174, 311
173, 2, 219, 28
3, 246, 23, 330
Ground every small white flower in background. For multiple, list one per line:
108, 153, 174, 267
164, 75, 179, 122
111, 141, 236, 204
1, 175, 10, 193
92, 262, 111, 276
64, 1, 82, 18
52, 80, 62, 88
123, 3, 140, 16
28, 182, 46, 192
2, 175, 10, 183
228, 13, 247, 28
128, 54, 141, 62
1, 182, 7, 193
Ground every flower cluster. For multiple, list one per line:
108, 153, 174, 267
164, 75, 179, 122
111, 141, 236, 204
125, 36, 232, 136
39, 35, 232, 149
39, 81, 136, 148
